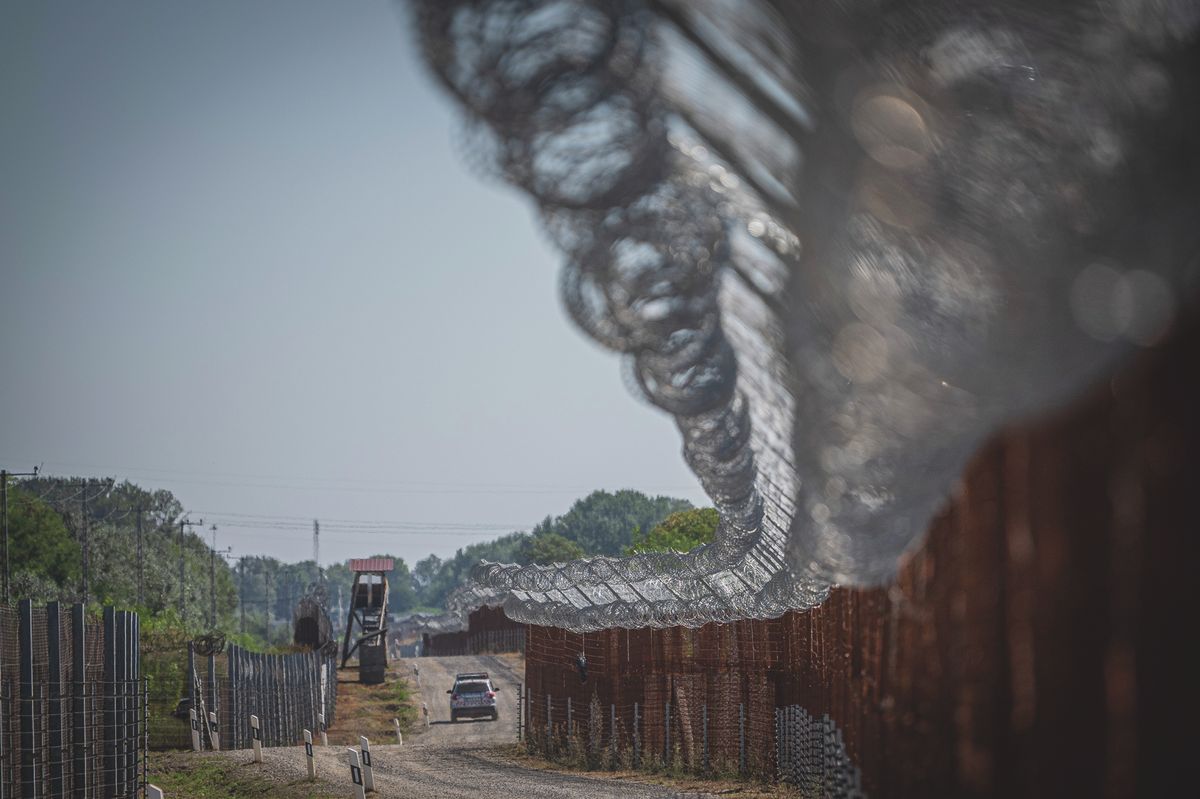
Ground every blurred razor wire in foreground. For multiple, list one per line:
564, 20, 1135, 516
409, 0, 1199, 632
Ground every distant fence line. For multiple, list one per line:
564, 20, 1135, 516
184, 642, 336, 752
421, 606, 524, 658
0, 600, 146, 798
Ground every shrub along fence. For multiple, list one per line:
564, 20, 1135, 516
183, 642, 337, 752
0, 600, 146, 798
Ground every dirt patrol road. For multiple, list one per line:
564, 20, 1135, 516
212, 654, 714, 798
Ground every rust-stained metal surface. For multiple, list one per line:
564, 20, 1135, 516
526, 312, 1198, 796
348, 558, 394, 573
424, 606, 525, 657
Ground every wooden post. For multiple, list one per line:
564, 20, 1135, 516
303, 729, 316, 780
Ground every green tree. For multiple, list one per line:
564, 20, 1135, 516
5, 485, 81, 587
534, 489, 693, 556
520, 532, 585, 565
625, 507, 719, 554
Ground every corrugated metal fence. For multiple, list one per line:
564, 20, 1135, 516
0, 600, 146, 798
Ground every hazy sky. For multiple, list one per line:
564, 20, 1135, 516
0, 1, 705, 567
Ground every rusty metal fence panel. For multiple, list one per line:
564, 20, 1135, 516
521, 310, 1199, 796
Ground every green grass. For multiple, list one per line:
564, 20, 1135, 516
147, 752, 339, 799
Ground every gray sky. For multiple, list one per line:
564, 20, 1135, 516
0, 0, 705, 566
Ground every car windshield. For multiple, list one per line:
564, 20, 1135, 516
456, 681, 489, 694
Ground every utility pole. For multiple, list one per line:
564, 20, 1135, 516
239, 558, 246, 635
313, 519, 320, 573
264, 569, 272, 644
207, 525, 232, 629
178, 517, 202, 621
135, 507, 144, 606
1, 466, 39, 605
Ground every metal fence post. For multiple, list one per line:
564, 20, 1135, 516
633, 702, 640, 768
702, 703, 709, 773
18, 599, 37, 799
46, 602, 64, 797
739, 702, 746, 776
567, 697, 572, 740
103, 606, 116, 797
664, 700, 671, 765
71, 603, 87, 799
515, 684, 523, 742
610, 703, 616, 768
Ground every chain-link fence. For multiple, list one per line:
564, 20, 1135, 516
0, 600, 147, 798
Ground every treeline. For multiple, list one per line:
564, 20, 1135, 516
410, 490, 701, 609
4, 477, 714, 641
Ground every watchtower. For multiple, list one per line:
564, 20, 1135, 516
340, 558, 392, 684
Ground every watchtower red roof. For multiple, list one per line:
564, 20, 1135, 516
349, 558, 394, 573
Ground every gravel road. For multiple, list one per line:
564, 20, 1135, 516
207, 654, 714, 798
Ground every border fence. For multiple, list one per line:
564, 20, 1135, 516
182, 643, 336, 752
0, 600, 146, 798
520, 310, 1198, 797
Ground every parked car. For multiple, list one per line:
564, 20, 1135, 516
447, 671, 499, 722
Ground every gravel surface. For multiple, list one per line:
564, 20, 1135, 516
206, 654, 715, 798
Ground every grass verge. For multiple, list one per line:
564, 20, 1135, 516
327, 666, 419, 744
146, 751, 339, 799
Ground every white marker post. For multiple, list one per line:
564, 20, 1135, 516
359, 735, 376, 793
250, 714, 263, 763
393, 717, 403, 745
207, 711, 221, 751
147, 785, 164, 799
303, 729, 316, 780
346, 747, 367, 799
188, 708, 202, 752
422, 702, 430, 727
318, 712, 328, 746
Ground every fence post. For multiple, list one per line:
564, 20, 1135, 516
103, 606, 116, 797
702, 703, 709, 773
303, 729, 316, 780
115, 609, 128, 797
250, 714, 262, 763
18, 600, 37, 799
346, 747, 366, 799
610, 704, 616, 769
515, 684, 522, 742
359, 735, 375, 793
739, 702, 746, 776
71, 603, 87, 799
664, 700, 671, 765
46, 602, 64, 798
633, 702, 640, 768
566, 697, 572, 740
319, 712, 328, 747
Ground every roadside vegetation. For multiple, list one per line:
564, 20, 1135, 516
147, 752, 339, 799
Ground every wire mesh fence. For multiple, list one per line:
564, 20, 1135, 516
0, 601, 147, 799
182, 643, 336, 752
